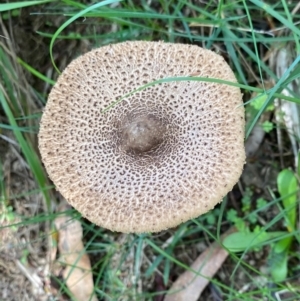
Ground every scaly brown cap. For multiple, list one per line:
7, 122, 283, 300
39, 41, 245, 233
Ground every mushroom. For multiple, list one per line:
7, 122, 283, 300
39, 41, 245, 233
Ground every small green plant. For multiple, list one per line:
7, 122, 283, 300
268, 169, 298, 282
246, 92, 275, 135
205, 208, 221, 225
226, 188, 268, 232
224, 168, 298, 282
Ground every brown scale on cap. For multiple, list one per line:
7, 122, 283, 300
120, 113, 166, 154
38, 41, 245, 233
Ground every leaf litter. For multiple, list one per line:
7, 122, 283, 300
52, 204, 98, 301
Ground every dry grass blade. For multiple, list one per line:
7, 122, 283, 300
270, 41, 300, 168
164, 228, 235, 301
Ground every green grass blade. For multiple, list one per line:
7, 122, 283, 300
17, 58, 55, 86
0, 88, 51, 210
0, 0, 53, 12
50, 0, 124, 73
250, 0, 300, 37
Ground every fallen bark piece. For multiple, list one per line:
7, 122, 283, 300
55, 214, 98, 301
164, 229, 235, 301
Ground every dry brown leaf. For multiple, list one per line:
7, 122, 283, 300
54, 213, 98, 301
164, 228, 235, 301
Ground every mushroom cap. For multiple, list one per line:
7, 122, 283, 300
39, 41, 245, 233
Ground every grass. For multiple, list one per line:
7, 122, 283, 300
0, 0, 300, 300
